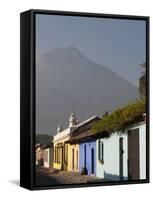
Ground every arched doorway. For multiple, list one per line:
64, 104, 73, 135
91, 148, 94, 174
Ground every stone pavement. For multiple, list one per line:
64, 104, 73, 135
35, 167, 104, 186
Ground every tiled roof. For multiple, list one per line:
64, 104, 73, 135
75, 115, 100, 128
42, 141, 53, 149
53, 115, 100, 142
67, 129, 109, 144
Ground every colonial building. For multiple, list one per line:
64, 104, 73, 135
96, 120, 146, 181
67, 143, 79, 172
53, 113, 79, 170
53, 110, 146, 181
35, 143, 44, 166
67, 116, 100, 174
43, 141, 54, 169
53, 114, 100, 172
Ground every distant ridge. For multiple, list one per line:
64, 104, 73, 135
36, 46, 139, 135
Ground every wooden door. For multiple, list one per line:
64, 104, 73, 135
128, 129, 140, 180
91, 148, 94, 174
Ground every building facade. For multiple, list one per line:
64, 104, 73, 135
79, 140, 96, 175
67, 116, 100, 174
43, 142, 54, 169
52, 112, 146, 181
53, 114, 100, 172
96, 121, 146, 181
53, 113, 78, 170
35, 143, 44, 166
68, 144, 79, 172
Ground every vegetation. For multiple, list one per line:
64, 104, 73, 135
36, 134, 53, 146
92, 98, 146, 134
139, 62, 146, 97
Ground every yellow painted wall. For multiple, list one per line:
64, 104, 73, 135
68, 144, 79, 172
53, 162, 61, 169
53, 136, 70, 170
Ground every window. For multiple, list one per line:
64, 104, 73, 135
65, 144, 68, 163
57, 147, 59, 163
63, 144, 65, 162
98, 140, 101, 160
56, 146, 58, 163
54, 147, 56, 162
98, 140, 104, 164
101, 142, 104, 162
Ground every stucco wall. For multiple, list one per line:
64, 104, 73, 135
96, 122, 146, 181
68, 144, 79, 171
79, 141, 96, 175
139, 123, 146, 179
44, 148, 50, 168
53, 136, 70, 169
36, 148, 44, 166
96, 133, 128, 180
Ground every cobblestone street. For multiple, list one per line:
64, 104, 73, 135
36, 167, 103, 186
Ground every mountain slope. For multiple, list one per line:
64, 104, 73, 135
36, 46, 139, 135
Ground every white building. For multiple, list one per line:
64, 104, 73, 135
96, 121, 146, 181
43, 142, 54, 169
43, 148, 50, 168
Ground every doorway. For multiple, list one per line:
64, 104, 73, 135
119, 137, 124, 180
128, 129, 140, 180
91, 148, 94, 174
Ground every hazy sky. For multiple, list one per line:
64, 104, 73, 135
36, 14, 146, 86
35, 14, 146, 135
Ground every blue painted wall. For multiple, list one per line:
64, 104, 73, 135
79, 140, 96, 175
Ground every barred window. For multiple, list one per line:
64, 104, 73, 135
55, 146, 57, 162
65, 144, 68, 163
98, 140, 101, 160
98, 140, 104, 163
57, 147, 59, 163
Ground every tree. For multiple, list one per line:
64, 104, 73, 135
139, 62, 146, 97
102, 111, 109, 118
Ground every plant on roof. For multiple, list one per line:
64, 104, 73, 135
92, 97, 146, 135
